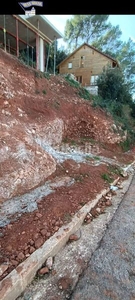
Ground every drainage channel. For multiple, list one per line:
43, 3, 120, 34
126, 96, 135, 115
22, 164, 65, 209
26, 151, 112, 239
0, 140, 126, 228
0, 176, 74, 228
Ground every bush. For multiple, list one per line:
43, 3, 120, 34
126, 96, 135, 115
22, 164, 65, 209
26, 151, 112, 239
97, 67, 132, 105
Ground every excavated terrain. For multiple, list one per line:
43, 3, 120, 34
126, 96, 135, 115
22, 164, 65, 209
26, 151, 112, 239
0, 48, 135, 281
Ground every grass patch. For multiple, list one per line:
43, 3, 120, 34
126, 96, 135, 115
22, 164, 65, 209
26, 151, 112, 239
78, 87, 91, 100
70, 140, 77, 146
85, 155, 93, 161
42, 89, 46, 95
43, 72, 50, 79
101, 173, 113, 183
119, 138, 132, 152
108, 165, 122, 176
80, 137, 96, 144
65, 74, 80, 88
93, 156, 100, 160
62, 137, 69, 143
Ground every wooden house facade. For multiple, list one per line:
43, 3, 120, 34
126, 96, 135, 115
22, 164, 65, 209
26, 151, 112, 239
58, 43, 119, 88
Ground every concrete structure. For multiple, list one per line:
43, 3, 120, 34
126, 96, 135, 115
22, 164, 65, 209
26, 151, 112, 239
0, 15, 63, 72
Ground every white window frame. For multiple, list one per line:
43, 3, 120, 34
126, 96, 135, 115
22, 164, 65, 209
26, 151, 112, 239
90, 75, 98, 85
68, 62, 72, 69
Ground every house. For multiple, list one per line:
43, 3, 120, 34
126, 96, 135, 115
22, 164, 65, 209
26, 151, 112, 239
0, 15, 63, 72
58, 43, 119, 95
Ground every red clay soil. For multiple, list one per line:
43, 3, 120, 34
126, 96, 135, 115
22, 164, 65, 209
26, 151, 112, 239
0, 160, 131, 281
0, 49, 135, 281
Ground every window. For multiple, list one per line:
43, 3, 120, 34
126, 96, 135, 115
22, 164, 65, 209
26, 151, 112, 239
90, 75, 98, 85
81, 56, 85, 59
68, 62, 72, 69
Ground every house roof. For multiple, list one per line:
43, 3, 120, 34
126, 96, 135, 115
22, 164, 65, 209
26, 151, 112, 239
20, 15, 63, 41
57, 42, 119, 67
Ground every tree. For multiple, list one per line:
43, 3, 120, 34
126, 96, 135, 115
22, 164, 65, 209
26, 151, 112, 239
97, 67, 132, 105
64, 15, 109, 50
116, 38, 135, 94
92, 24, 123, 58
64, 15, 84, 50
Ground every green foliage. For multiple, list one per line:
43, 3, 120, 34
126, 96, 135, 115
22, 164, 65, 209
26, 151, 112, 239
78, 87, 92, 100
108, 165, 122, 176
45, 41, 68, 73
42, 89, 46, 95
93, 156, 100, 160
130, 101, 135, 118
101, 173, 113, 183
64, 15, 109, 50
93, 24, 123, 57
19, 48, 36, 68
34, 71, 40, 78
65, 74, 80, 88
119, 138, 132, 152
116, 38, 135, 94
43, 72, 50, 79
97, 67, 132, 105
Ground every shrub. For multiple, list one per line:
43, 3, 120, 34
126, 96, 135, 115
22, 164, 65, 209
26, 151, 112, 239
97, 67, 132, 105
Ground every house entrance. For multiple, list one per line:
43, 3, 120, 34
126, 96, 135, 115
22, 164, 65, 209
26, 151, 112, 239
76, 75, 82, 84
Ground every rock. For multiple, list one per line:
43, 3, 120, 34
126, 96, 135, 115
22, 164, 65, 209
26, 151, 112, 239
4, 100, 9, 106
85, 218, 92, 224
69, 230, 81, 242
6, 245, 12, 252
90, 208, 99, 217
7, 224, 13, 230
17, 252, 25, 261
38, 266, 49, 275
33, 233, 40, 240
55, 220, 60, 226
96, 207, 101, 214
118, 184, 123, 189
54, 226, 59, 232
106, 200, 112, 206
58, 276, 73, 290
51, 269, 57, 276
40, 229, 47, 236
100, 207, 105, 213
10, 260, 18, 267
111, 190, 117, 196
0, 264, 9, 276
35, 212, 42, 218
69, 234, 80, 242
120, 170, 128, 177
46, 232, 51, 238
34, 237, 44, 249
46, 257, 53, 270
29, 239, 34, 246
29, 246, 35, 254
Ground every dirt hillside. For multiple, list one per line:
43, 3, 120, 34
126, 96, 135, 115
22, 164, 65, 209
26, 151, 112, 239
0, 48, 135, 281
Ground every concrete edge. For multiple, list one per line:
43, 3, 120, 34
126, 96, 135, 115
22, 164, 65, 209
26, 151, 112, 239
0, 162, 135, 300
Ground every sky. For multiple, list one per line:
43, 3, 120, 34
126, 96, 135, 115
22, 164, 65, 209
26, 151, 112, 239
44, 15, 135, 48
